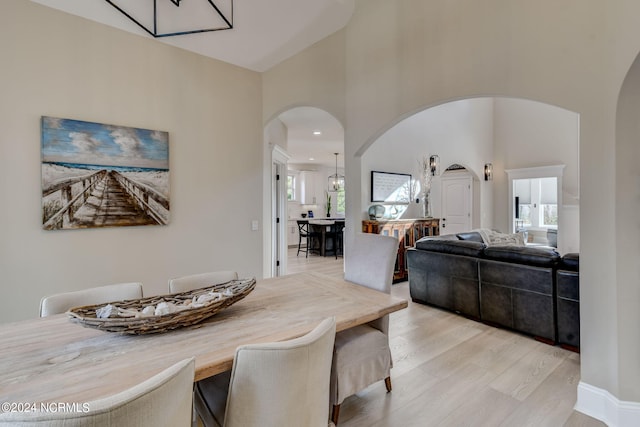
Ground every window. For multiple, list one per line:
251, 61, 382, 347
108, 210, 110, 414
287, 175, 296, 201
513, 177, 557, 229
539, 177, 558, 226
541, 204, 558, 226
518, 204, 532, 226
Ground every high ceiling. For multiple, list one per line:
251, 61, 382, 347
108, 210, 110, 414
30, 0, 351, 166
29, 0, 355, 72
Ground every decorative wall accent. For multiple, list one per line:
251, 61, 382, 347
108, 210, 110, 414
371, 171, 411, 203
41, 117, 170, 230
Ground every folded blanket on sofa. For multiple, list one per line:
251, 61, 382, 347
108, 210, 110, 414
476, 228, 525, 247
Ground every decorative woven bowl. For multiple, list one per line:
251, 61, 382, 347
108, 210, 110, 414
67, 278, 256, 335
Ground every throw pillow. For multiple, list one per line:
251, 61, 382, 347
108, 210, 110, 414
476, 228, 526, 247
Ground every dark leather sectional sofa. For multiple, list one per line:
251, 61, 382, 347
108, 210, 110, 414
406, 231, 580, 349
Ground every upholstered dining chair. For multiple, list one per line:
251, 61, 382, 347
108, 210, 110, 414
39, 282, 143, 317
168, 271, 238, 293
330, 232, 398, 425
194, 317, 337, 427
0, 357, 195, 427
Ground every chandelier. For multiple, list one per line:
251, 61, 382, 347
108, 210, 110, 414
328, 153, 345, 192
105, 0, 233, 38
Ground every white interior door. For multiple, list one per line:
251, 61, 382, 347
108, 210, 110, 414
440, 173, 472, 235
271, 145, 289, 277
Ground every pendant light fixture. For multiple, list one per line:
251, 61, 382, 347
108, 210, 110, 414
328, 153, 345, 192
105, 0, 233, 38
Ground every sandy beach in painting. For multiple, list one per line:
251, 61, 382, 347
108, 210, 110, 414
42, 163, 169, 198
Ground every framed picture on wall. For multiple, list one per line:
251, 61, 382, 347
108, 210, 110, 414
371, 170, 412, 203
41, 116, 170, 230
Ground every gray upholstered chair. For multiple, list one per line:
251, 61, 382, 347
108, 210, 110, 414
39, 282, 143, 317
0, 357, 195, 426
194, 317, 337, 427
168, 271, 238, 293
330, 233, 398, 425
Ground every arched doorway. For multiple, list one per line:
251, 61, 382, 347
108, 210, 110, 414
360, 97, 579, 253
263, 107, 345, 277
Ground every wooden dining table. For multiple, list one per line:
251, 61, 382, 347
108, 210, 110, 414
0, 272, 407, 404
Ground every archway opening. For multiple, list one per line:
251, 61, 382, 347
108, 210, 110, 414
360, 97, 579, 253
263, 106, 345, 277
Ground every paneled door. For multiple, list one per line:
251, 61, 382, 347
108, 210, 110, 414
441, 173, 472, 234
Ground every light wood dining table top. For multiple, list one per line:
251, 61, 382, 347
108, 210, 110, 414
0, 272, 407, 404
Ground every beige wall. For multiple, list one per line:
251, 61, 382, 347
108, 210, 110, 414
4, 0, 640, 416
0, 0, 263, 322
262, 29, 347, 126
263, 0, 640, 408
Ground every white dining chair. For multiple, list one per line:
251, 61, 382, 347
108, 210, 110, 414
0, 357, 195, 427
194, 317, 337, 427
330, 232, 398, 425
168, 271, 238, 293
39, 282, 143, 317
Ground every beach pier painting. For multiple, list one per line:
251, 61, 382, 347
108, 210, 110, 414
41, 117, 170, 230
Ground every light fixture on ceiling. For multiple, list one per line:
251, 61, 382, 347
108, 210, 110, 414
313, 130, 322, 135
328, 153, 345, 192
429, 155, 440, 176
484, 163, 493, 181
105, 0, 233, 38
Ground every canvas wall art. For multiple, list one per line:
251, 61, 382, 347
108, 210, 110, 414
41, 116, 170, 230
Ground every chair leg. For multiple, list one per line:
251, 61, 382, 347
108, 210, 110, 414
385, 376, 392, 392
331, 404, 340, 426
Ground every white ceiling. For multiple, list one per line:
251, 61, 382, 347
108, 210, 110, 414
30, 0, 351, 167
29, 0, 355, 72
278, 107, 344, 168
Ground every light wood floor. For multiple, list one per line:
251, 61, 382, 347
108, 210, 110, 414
288, 248, 605, 427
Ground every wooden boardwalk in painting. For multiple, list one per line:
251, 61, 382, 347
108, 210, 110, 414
42, 170, 169, 230
71, 172, 159, 228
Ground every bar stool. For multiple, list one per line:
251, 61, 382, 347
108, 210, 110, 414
297, 220, 315, 257
325, 221, 345, 259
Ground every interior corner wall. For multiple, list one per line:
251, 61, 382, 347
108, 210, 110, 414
492, 98, 580, 253
262, 29, 347, 126
614, 51, 640, 401
0, 0, 263, 323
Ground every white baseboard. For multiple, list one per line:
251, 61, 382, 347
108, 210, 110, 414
576, 381, 640, 426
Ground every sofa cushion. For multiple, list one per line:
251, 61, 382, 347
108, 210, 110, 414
482, 245, 560, 268
415, 239, 485, 257
456, 231, 484, 243
559, 253, 579, 271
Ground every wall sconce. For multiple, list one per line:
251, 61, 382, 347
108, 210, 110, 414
484, 163, 493, 181
429, 155, 439, 176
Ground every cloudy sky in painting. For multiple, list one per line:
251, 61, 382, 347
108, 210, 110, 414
41, 117, 169, 169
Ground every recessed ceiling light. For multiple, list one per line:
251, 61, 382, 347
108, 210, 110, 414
309, 157, 315, 161
313, 130, 322, 135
